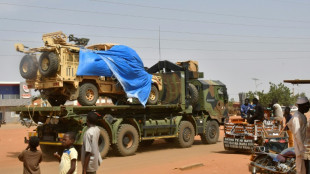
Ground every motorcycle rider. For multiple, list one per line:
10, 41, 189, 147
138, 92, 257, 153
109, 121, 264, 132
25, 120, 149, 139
287, 97, 310, 174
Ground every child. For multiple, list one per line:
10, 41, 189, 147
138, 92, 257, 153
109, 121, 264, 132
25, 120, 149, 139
18, 136, 42, 174
54, 132, 77, 174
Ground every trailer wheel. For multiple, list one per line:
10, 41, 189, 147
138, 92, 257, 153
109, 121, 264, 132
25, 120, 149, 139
200, 120, 219, 144
188, 83, 199, 106
39, 52, 59, 77
147, 85, 159, 105
177, 121, 195, 148
98, 128, 110, 158
78, 83, 99, 106
47, 95, 67, 106
114, 124, 139, 156
19, 55, 38, 79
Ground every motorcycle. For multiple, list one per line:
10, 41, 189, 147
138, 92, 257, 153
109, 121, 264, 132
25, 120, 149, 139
249, 147, 296, 174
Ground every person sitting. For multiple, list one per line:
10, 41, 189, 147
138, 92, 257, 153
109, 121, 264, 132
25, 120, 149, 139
272, 98, 283, 122
247, 96, 264, 124
240, 98, 253, 119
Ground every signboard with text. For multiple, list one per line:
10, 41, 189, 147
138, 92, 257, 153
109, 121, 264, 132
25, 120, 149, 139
223, 137, 254, 150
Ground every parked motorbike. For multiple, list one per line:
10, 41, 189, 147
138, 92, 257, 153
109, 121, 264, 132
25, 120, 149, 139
249, 147, 296, 174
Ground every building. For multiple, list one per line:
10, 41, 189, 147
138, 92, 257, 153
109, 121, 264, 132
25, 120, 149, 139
0, 82, 31, 123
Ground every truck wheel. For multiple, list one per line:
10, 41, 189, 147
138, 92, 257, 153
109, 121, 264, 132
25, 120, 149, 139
19, 55, 38, 79
177, 121, 195, 148
188, 83, 199, 106
98, 127, 110, 158
78, 83, 99, 106
200, 120, 219, 144
114, 124, 139, 156
39, 52, 59, 77
47, 95, 67, 106
147, 85, 159, 105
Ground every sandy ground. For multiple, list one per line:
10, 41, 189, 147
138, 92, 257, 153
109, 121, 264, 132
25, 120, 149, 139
0, 123, 251, 174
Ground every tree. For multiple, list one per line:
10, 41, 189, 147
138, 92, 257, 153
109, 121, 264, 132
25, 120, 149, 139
246, 82, 306, 107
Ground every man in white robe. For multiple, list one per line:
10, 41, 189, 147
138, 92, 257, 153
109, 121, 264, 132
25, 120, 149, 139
287, 97, 310, 174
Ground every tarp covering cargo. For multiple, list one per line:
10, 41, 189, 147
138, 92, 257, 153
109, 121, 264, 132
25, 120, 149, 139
76, 45, 152, 106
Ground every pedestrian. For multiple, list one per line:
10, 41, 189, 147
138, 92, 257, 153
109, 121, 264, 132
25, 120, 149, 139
287, 97, 310, 174
247, 96, 264, 124
18, 136, 42, 174
240, 98, 253, 119
272, 98, 284, 122
283, 106, 293, 147
54, 132, 78, 174
81, 112, 102, 174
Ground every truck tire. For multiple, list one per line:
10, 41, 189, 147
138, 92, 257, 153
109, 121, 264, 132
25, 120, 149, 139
147, 85, 159, 105
200, 120, 219, 144
78, 83, 99, 106
113, 124, 139, 156
188, 83, 199, 106
98, 127, 110, 158
19, 55, 38, 79
176, 121, 195, 148
47, 95, 67, 106
39, 52, 59, 77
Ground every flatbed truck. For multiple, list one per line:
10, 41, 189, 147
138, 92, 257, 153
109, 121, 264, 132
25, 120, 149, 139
13, 60, 229, 157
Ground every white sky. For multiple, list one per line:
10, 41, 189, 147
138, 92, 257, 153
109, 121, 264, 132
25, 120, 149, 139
1, 0, 310, 101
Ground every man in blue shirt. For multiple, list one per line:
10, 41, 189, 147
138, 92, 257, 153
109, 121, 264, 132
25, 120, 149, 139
240, 98, 253, 119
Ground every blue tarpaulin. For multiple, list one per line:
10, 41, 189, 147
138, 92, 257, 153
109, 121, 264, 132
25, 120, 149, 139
76, 45, 152, 106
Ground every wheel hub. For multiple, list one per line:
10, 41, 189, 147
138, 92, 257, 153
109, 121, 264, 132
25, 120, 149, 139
86, 89, 94, 101
122, 133, 133, 148
183, 127, 191, 142
209, 125, 216, 138
150, 91, 156, 100
41, 57, 50, 71
22, 61, 29, 73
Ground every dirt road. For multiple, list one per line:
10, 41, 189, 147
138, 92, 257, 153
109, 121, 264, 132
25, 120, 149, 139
0, 124, 250, 174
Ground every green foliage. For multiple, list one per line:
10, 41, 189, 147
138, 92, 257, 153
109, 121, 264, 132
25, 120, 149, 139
246, 82, 306, 107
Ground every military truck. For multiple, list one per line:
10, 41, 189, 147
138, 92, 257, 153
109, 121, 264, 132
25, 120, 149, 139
15, 31, 161, 106
13, 60, 229, 157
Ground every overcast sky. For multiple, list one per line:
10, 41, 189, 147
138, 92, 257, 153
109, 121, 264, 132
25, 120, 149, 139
1, 0, 310, 101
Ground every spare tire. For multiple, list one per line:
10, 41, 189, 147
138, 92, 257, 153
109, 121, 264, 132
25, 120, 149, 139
188, 83, 199, 106
39, 52, 59, 77
19, 55, 38, 79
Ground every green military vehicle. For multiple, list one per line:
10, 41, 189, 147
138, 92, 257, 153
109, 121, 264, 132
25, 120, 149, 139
13, 60, 228, 158
15, 31, 161, 106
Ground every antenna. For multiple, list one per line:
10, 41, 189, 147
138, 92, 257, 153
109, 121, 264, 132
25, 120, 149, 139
159, 26, 161, 60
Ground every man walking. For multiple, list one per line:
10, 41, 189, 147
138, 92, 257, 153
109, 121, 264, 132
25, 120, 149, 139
81, 112, 102, 174
287, 97, 310, 174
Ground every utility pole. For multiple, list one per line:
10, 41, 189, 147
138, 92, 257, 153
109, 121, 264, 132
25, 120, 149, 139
252, 78, 262, 92
158, 26, 161, 61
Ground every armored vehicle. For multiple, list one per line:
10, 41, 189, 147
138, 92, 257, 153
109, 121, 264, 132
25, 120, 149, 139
15, 31, 160, 106
13, 60, 229, 158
